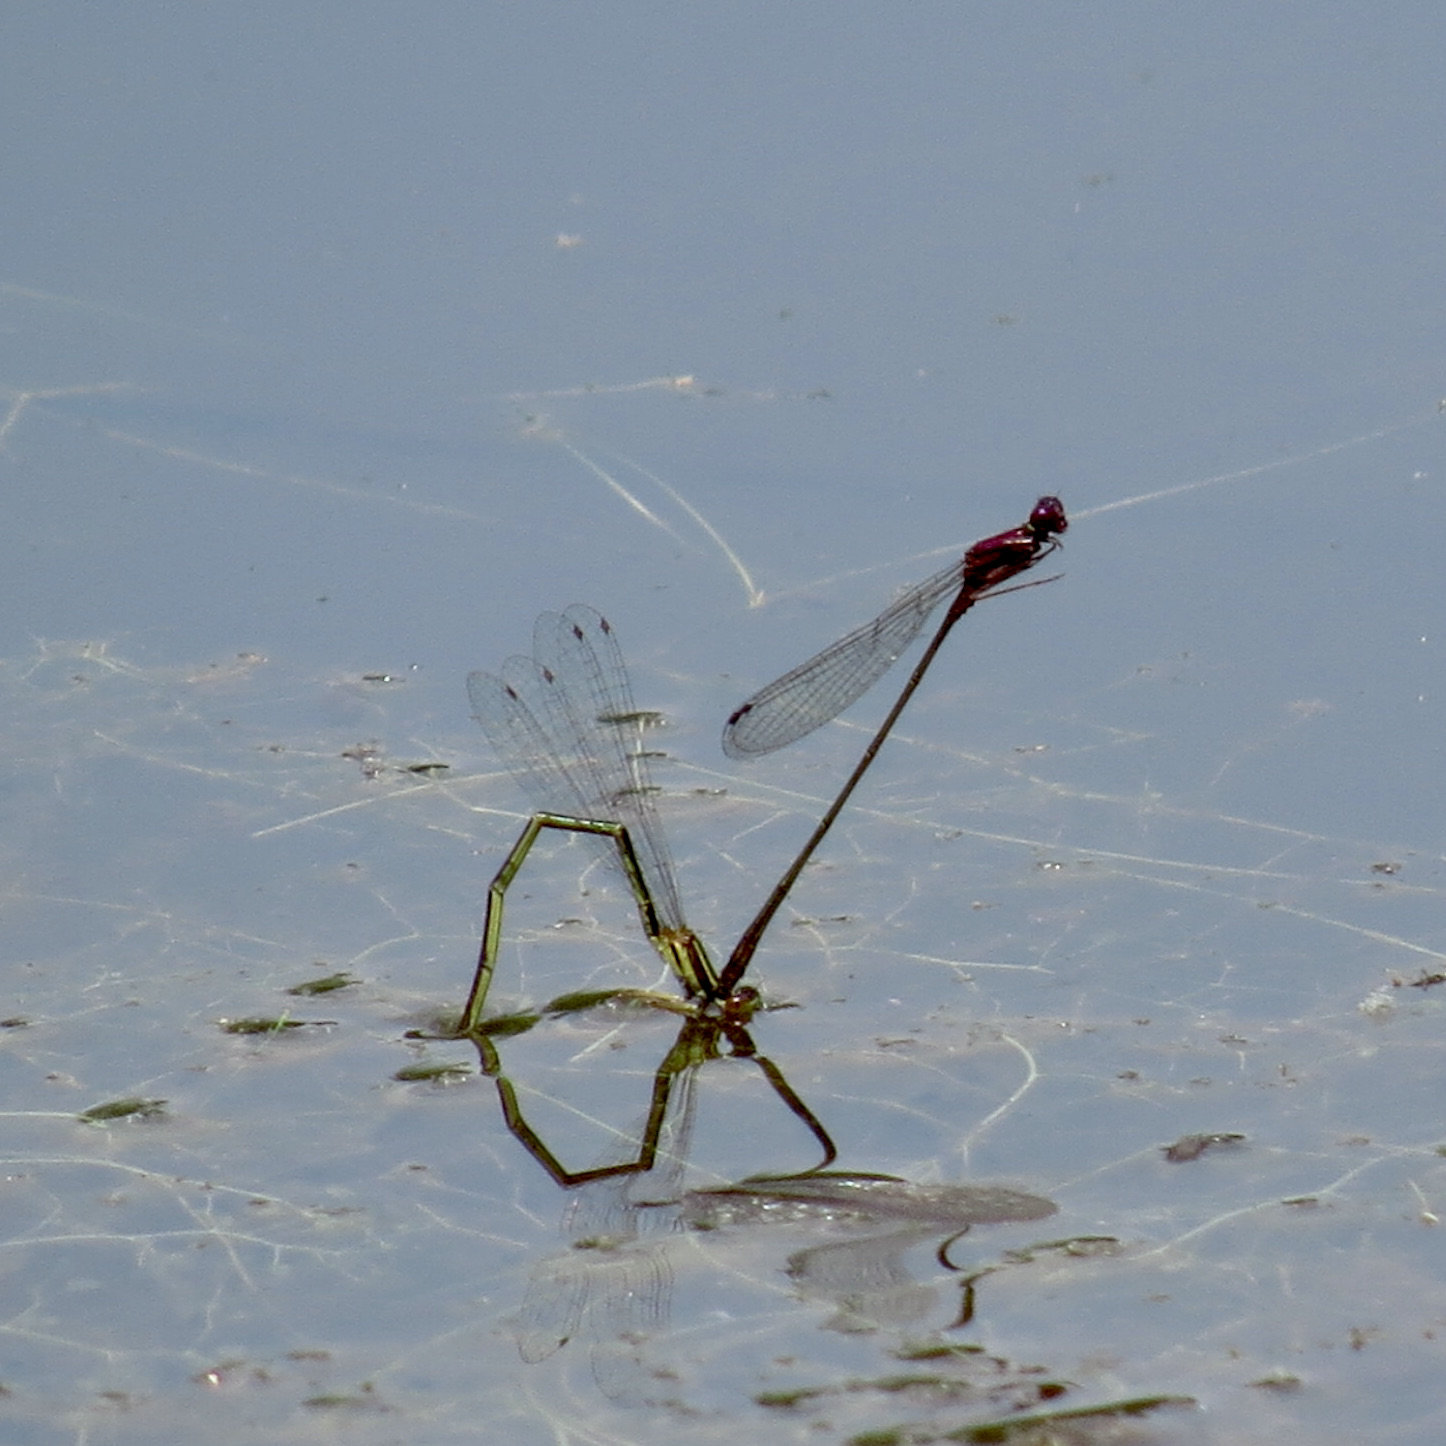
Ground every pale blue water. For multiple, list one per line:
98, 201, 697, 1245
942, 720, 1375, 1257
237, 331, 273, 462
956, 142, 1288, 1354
2, 7, 1443, 1443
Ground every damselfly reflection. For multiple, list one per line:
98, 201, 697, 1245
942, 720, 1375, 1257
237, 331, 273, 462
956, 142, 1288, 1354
480, 1004, 1058, 1400
465, 1004, 836, 1189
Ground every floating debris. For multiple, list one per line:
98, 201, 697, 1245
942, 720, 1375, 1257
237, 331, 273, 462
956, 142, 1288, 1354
79, 1097, 167, 1124
218, 1016, 335, 1036
393, 1062, 471, 1083
287, 971, 355, 997
1163, 1132, 1245, 1163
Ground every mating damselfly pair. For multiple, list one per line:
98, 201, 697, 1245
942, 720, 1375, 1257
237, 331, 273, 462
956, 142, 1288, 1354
458, 497, 1066, 1032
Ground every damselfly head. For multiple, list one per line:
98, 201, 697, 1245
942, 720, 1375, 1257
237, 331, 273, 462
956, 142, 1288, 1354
1029, 495, 1068, 540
